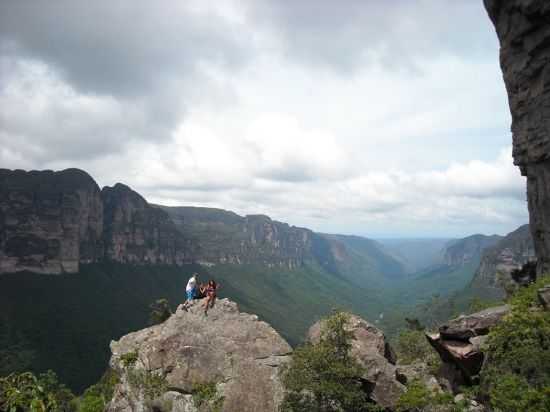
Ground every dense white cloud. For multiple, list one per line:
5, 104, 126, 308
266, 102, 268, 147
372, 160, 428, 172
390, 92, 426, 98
0, 0, 527, 237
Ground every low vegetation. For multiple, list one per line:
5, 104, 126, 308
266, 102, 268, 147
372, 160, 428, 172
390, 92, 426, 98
280, 311, 373, 412
192, 382, 224, 412
480, 275, 550, 412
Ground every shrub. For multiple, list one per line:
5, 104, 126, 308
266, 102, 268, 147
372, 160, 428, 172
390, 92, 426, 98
481, 275, 550, 412
76, 369, 120, 412
395, 329, 440, 371
149, 299, 172, 325
280, 311, 370, 412
397, 379, 467, 412
192, 382, 224, 412
120, 350, 138, 368
0, 370, 76, 412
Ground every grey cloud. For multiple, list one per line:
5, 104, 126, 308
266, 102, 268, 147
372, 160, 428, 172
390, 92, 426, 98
249, 0, 497, 72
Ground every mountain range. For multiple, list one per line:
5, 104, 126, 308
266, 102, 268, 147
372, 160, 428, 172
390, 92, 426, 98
0, 167, 532, 392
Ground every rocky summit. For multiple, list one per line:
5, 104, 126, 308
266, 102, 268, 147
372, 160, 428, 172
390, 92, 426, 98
308, 314, 405, 410
107, 298, 291, 412
485, 0, 550, 274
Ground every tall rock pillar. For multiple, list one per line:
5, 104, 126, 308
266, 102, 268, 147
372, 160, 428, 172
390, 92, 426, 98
484, 0, 550, 273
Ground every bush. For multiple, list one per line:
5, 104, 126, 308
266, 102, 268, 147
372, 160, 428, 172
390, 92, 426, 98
0, 370, 76, 412
76, 369, 120, 412
395, 329, 440, 372
280, 311, 371, 412
149, 298, 172, 325
192, 382, 224, 412
396, 379, 467, 412
481, 275, 550, 412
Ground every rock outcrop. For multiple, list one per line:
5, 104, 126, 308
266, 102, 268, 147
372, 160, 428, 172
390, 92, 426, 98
108, 299, 292, 412
307, 314, 405, 410
426, 305, 510, 382
470, 224, 534, 299
160, 206, 346, 272
484, 0, 550, 274
0, 168, 103, 273
102, 184, 194, 265
443, 234, 501, 268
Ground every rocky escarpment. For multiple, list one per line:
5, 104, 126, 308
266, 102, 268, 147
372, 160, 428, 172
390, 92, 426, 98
159, 206, 343, 271
443, 234, 501, 268
0, 169, 198, 273
0, 168, 103, 273
426, 305, 510, 384
102, 184, 195, 265
485, 1, 550, 274
308, 314, 405, 410
107, 299, 291, 412
470, 224, 534, 299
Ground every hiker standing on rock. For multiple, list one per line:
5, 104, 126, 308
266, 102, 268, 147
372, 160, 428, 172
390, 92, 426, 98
204, 280, 219, 316
182, 273, 198, 311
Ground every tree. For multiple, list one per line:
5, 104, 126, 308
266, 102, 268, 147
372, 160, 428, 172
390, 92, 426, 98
149, 299, 171, 325
280, 311, 371, 412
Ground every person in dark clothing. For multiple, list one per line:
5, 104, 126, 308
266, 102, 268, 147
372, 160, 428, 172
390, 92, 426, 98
203, 280, 219, 315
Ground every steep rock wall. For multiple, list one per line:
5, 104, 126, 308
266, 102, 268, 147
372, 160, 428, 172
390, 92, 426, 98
102, 184, 194, 265
485, 0, 550, 273
0, 168, 103, 274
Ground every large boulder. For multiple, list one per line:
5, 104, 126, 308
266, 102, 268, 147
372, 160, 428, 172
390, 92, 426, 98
426, 305, 510, 382
307, 314, 405, 410
107, 298, 292, 412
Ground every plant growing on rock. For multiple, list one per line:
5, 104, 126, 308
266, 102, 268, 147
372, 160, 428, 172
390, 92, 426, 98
149, 298, 172, 325
480, 275, 550, 412
192, 382, 224, 412
280, 311, 371, 412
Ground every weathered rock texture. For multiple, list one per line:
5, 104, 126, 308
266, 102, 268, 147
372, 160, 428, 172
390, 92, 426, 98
485, 0, 550, 274
443, 234, 501, 268
426, 305, 510, 382
160, 206, 344, 271
108, 299, 291, 412
0, 168, 103, 273
470, 224, 535, 299
102, 184, 195, 265
308, 314, 405, 410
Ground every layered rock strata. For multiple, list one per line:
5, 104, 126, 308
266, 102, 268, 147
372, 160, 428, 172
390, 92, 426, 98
102, 184, 194, 265
0, 168, 103, 273
307, 314, 405, 410
484, 0, 550, 274
426, 305, 510, 382
107, 299, 292, 412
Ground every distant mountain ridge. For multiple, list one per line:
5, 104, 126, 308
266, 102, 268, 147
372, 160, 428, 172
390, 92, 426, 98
0, 168, 404, 280
443, 234, 502, 268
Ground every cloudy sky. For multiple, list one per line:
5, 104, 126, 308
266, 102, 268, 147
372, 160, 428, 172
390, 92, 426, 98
0, 0, 527, 238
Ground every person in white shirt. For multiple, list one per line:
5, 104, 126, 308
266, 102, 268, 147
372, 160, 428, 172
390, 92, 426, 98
182, 273, 198, 311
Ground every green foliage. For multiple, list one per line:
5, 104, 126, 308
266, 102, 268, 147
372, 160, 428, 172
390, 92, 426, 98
394, 330, 441, 373
280, 311, 369, 412
481, 275, 550, 412
0, 370, 76, 412
192, 382, 224, 412
76, 369, 120, 412
120, 350, 138, 368
126, 369, 168, 401
397, 379, 467, 412
149, 298, 172, 325
468, 297, 502, 313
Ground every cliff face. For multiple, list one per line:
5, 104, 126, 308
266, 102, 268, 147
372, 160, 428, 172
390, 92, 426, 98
160, 206, 333, 270
470, 224, 535, 299
443, 234, 502, 268
102, 184, 194, 266
0, 168, 103, 274
484, 0, 550, 273
0, 169, 196, 273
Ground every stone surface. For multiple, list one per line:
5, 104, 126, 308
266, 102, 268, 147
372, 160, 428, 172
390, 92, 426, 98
0, 168, 103, 274
107, 298, 291, 412
307, 314, 405, 410
102, 184, 195, 265
470, 225, 534, 299
426, 305, 509, 382
438, 305, 510, 340
538, 285, 550, 309
484, 0, 550, 274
